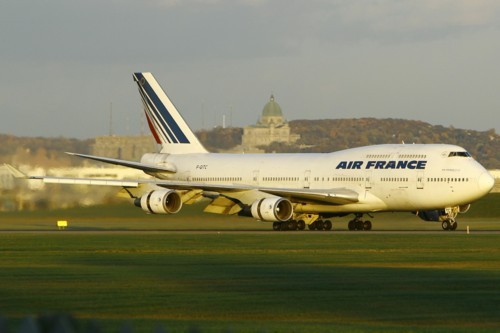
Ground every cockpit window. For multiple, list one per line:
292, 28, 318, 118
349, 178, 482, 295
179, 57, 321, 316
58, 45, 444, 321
448, 151, 471, 157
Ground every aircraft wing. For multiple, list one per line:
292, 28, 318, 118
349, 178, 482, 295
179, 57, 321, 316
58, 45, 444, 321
65, 152, 177, 173
33, 176, 141, 187
4, 163, 359, 206
3, 164, 140, 187
262, 187, 359, 205
151, 180, 359, 205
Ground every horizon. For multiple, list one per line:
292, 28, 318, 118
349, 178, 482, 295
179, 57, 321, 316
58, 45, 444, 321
1, 116, 497, 140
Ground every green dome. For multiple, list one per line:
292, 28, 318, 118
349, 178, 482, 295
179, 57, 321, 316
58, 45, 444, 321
262, 95, 283, 118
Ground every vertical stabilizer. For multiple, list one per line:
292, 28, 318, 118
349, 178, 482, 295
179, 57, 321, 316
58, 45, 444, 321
133, 72, 208, 154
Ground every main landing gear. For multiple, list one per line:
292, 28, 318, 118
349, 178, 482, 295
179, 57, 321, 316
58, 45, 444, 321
272, 219, 333, 231
347, 213, 372, 231
308, 219, 333, 231
272, 214, 374, 232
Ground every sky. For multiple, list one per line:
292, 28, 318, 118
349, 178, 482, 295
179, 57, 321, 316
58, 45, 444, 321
1, 0, 499, 139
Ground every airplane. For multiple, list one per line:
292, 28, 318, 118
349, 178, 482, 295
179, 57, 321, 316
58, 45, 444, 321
5, 72, 495, 231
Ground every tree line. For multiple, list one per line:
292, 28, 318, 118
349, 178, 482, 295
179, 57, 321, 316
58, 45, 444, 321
0, 118, 498, 169
196, 118, 499, 169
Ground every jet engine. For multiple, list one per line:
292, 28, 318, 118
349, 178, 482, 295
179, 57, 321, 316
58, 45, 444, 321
135, 189, 182, 214
250, 197, 293, 222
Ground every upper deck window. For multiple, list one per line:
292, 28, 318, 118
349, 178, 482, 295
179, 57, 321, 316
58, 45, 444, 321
448, 151, 471, 157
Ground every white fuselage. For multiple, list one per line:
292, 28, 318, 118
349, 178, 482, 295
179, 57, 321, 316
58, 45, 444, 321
148, 144, 493, 214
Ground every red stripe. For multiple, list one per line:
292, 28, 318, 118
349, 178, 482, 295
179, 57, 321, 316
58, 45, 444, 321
145, 111, 162, 144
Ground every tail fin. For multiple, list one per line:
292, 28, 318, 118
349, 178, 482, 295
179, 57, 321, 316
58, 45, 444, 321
133, 72, 208, 154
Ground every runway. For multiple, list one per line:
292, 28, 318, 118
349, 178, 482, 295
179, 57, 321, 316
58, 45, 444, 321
2, 229, 500, 234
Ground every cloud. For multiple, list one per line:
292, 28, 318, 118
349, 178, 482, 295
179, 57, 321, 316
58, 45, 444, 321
327, 0, 500, 42
144, 0, 267, 8
0, 0, 499, 137
5, 0, 498, 67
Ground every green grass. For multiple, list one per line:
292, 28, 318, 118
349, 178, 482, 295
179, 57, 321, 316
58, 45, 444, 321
0, 233, 499, 332
0, 193, 498, 331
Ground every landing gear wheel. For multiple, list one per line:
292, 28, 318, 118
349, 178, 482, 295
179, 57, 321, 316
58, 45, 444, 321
323, 220, 332, 231
355, 221, 364, 231
273, 222, 281, 231
308, 223, 316, 231
451, 221, 458, 231
348, 213, 372, 231
315, 220, 324, 231
363, 220, 372, 231
297, 220, 306, 231
348, 220, 355, 231
441, 220, 451, 230
288, 220, 298, 231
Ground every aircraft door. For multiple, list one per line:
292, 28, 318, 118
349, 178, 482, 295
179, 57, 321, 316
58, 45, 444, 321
252, 170, 260, 186
365, 171, 373, 190
303, 170, 311, 189
417, 171, 425, 189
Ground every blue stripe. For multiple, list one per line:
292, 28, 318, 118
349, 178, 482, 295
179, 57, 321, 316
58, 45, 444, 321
137, 86, 172, 143
135, 73, 190, 144
142, 87, 178, 143
139, 88, 175, 143
136, 75, 178, 143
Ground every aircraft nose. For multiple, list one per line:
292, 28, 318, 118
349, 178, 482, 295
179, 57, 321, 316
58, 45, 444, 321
478, 171, 495, 194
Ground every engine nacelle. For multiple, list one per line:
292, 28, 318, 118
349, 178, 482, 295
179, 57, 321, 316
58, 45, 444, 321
135, 190, 182, 214
250, 197, 293, 222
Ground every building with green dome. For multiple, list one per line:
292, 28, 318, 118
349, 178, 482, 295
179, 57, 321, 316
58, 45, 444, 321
258, 95, 285, 126
241, 95, 300, 152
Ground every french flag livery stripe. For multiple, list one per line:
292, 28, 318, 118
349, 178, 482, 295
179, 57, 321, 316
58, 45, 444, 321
137, 87, 174, 144
134, 73, 190, 144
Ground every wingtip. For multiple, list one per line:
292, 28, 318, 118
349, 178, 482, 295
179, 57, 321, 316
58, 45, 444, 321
3, 164, 28, 179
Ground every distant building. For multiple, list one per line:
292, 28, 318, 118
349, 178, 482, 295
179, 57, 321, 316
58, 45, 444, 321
91, 135, 158, 160
240, 95, 300, 152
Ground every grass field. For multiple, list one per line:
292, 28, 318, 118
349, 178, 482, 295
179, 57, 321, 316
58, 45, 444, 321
0, 233, 499, 332
0, 194, 499, 332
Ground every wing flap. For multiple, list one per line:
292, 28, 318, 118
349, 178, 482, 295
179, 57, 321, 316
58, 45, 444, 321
264, 188, 359, 205
203, 196, 242, 215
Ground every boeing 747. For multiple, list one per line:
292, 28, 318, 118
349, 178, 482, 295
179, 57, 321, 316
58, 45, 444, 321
6, 72, 495, 231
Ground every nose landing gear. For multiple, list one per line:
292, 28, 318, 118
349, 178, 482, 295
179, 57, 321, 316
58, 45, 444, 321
440, 207, 459, 231
441, 218, 458, 231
